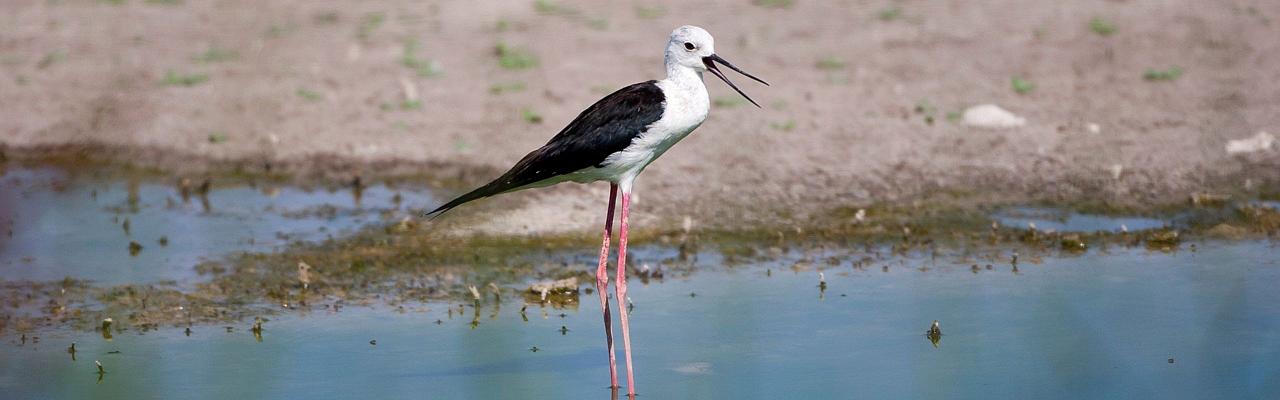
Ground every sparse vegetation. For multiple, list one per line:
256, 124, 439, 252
878, 6, 903, 21
770, 120, 796, 132
753, 0, 794, 9
161, 70, 209, 86
37, 50, 65, 69
815, 57, 846, 70
296, 88, 322, 101
400, 100, 423, 110
265, 24, 292, 38
313, 11, 340, 25
1011, 77, 1035, 94
194, 47, 238, 63
402, 40, 443, 78
521, 108, 544, 124
1089, 17, 1116, 36
713, 96, 744, 108
357, 13, 385, 41
489, 82, 527, 95
636, 6, 666, 19
1143, 66, 1183, 81
534, 0, 568, 14
914, 99, 939, 125
495, 42, 538, 70
0, 55, 23, 66
207, 132, 227, 144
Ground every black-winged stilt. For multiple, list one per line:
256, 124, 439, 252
426, 25, 767, 396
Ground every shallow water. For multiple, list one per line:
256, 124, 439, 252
994, 207, 1168, 233
0, 167, 433, 285
3, 243, 1278, 399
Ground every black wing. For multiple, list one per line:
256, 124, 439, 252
426, 81, 665, 217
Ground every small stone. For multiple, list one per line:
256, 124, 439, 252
1225, 131, 1274, 154
962, 104, 1026, 129
1206, 224, 1247, 239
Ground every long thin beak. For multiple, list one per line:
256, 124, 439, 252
703, 54, 769, 108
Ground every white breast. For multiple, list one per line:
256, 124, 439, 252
591, 79, 709, 188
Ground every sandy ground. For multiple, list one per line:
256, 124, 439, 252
2, 0, 1278, 235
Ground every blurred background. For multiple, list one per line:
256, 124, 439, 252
3, 0, 1277, 233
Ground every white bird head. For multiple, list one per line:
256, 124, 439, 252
665, 25, 769, 107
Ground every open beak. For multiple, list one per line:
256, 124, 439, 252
703, 54, 769, 108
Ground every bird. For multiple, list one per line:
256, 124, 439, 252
425, 25, 767, 396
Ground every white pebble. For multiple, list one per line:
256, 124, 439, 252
962, 104, 1026, 129
1226, 131, 1275, 154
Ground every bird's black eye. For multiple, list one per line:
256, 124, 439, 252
684, 42, 695, 50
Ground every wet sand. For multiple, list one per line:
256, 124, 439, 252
2, 0, 1279, 235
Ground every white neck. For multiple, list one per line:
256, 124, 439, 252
664, 62, 705, 91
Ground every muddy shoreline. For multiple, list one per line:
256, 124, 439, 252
5, 142, 1279, 232
2, 161, 1276, 336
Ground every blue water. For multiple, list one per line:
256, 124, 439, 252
3, 242, 1278, 399
0, 167, 434, 285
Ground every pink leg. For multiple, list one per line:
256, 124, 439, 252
615, 190, 637, 396
596, 184, 619, 389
